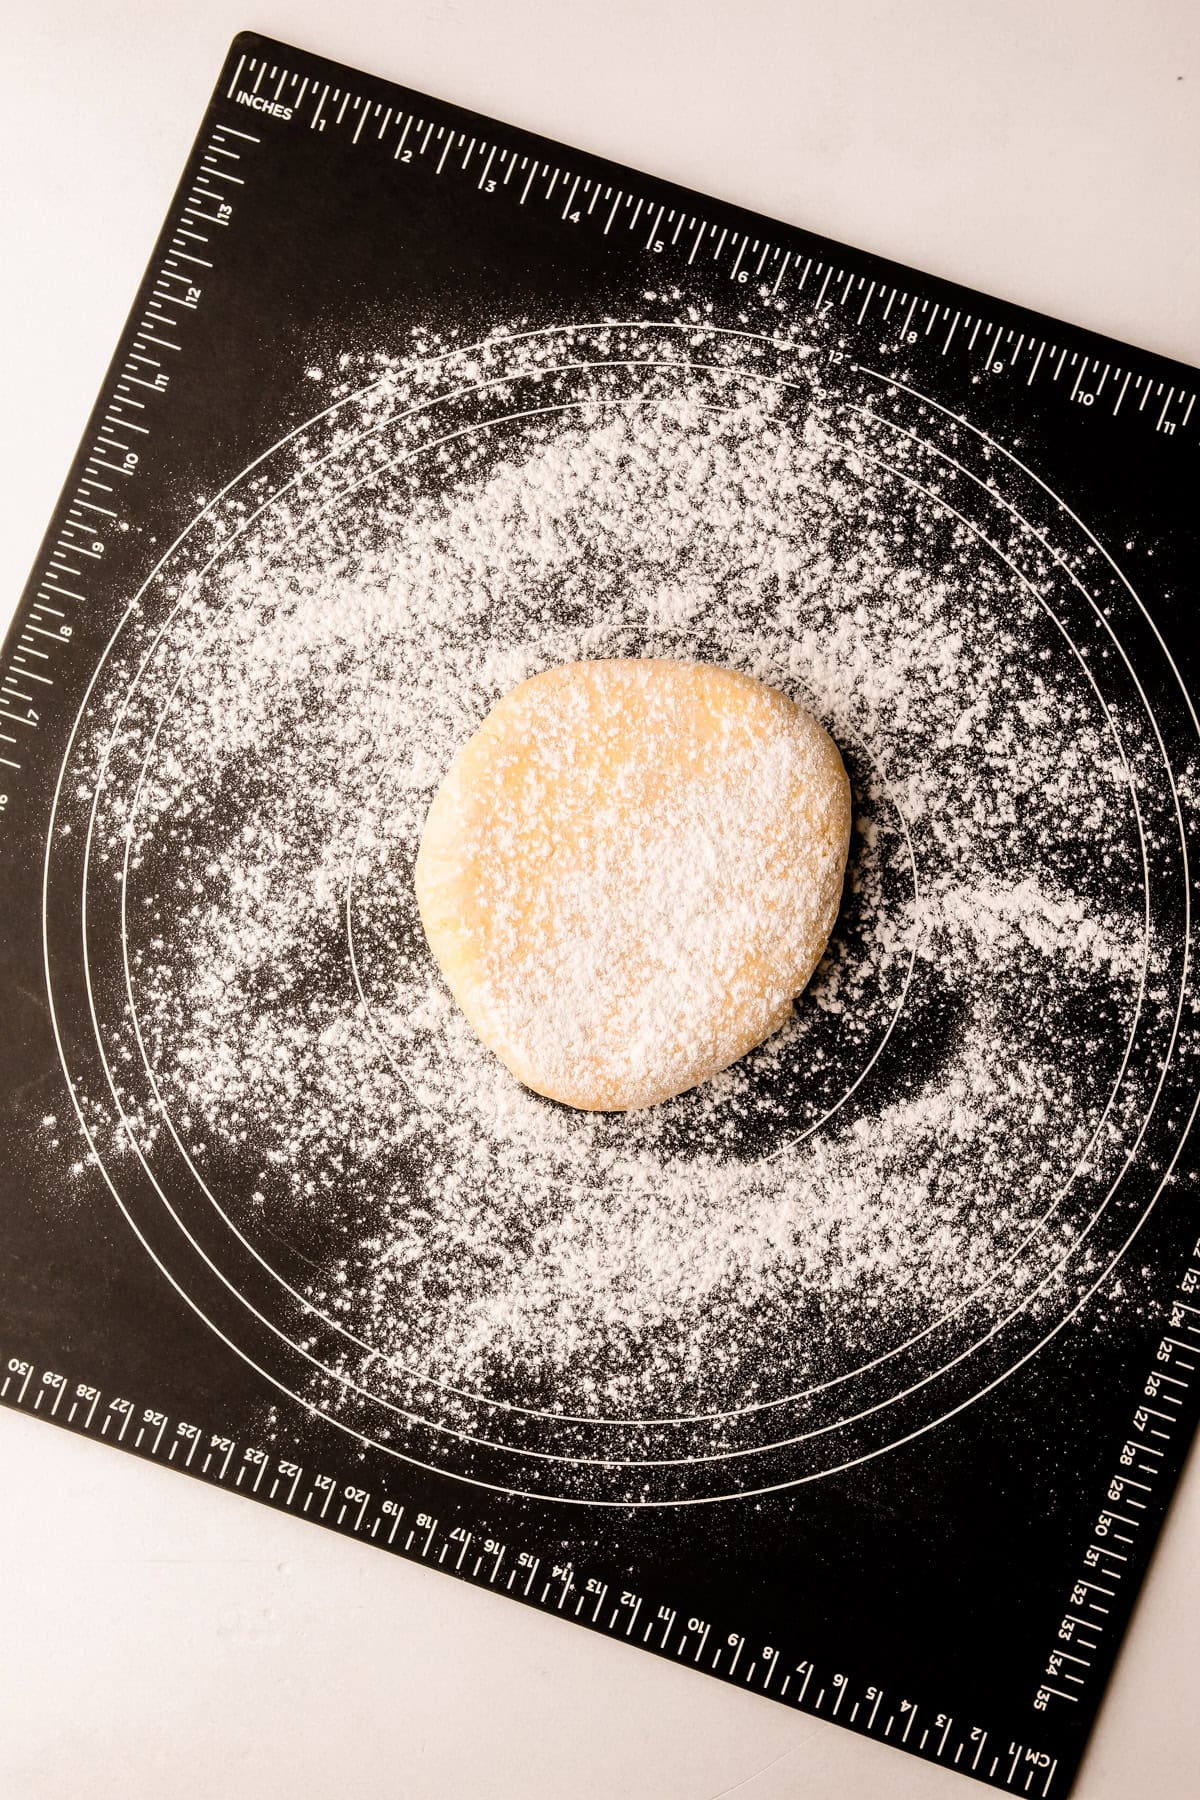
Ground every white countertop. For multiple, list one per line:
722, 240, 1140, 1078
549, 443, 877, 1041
2, 4, 1198, 1796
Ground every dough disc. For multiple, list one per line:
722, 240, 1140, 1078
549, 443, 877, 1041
414, 658, 851, 1111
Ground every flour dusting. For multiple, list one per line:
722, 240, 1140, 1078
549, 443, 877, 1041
63, 316, 1178, 1494
415, 658, 850, 1112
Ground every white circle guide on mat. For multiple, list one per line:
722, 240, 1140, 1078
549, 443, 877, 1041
40, 320, 1196, 1501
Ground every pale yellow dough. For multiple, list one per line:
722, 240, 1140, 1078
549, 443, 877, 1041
414, 659, 851, 1112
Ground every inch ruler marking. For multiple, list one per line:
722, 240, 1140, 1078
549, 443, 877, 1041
0, 120, 259, 818
6, 39, 1197, 1796
9, 51, 1187, 828
0, 1340, 1059, 1796
222, 48, 1195, 435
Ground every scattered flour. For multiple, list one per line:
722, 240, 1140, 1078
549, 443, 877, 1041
64, 316, 1178, 1492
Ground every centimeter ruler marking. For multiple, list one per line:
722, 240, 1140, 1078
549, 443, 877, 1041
0, 66, 1193, 1779
2, 1344, 1056, 1796
3, 50, 1196, 1768
13, 1213, 1194, 1761
14, 1224, 1194, 1771
3, 41, 1194, 816
1033, 1225, 1200, 1714
18, 1216, 1200, 1792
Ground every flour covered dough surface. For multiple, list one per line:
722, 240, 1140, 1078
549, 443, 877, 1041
414, 658, 851, 1111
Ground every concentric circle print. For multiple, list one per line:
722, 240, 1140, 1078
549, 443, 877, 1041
44, 321, 1197, 1503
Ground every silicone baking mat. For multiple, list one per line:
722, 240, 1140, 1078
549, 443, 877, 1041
2, 32, 1199, 1795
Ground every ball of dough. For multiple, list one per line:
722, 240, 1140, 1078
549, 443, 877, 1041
414, 659, 850, 1112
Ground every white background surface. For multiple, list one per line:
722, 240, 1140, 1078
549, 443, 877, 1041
2, 4, 1198, 1796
